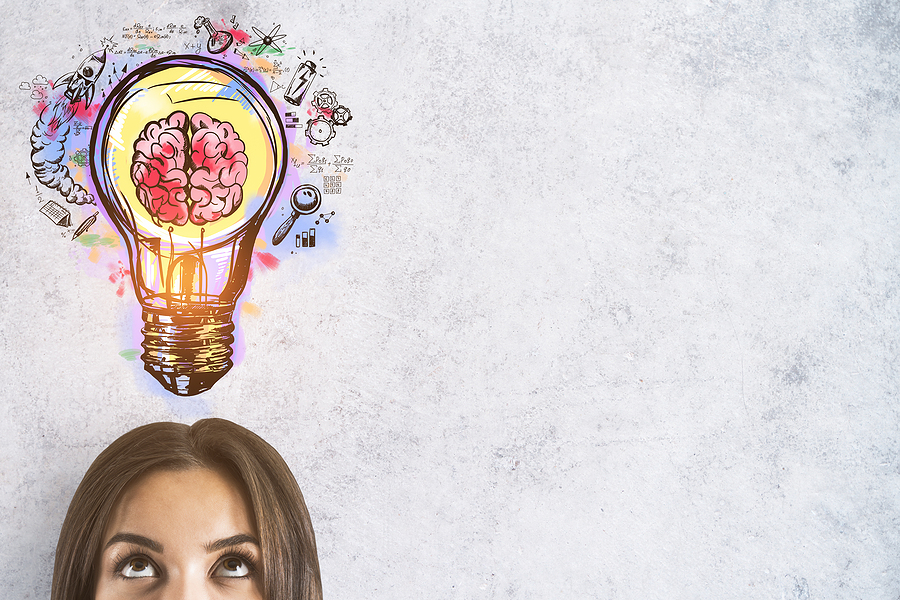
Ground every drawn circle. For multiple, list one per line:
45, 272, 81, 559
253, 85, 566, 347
306, 117, 335, 145
91, 55, 287, 246
290, 184, 322, 215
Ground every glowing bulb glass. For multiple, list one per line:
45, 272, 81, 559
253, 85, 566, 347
91, 56, 286, 396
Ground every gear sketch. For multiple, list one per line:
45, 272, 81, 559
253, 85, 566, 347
331, 105, 352, 126
312, 88, 338, 112
305, 117, 335, 146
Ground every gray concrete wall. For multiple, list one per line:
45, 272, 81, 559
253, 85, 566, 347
1, 1, 898, 598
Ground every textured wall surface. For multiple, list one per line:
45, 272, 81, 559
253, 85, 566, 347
1, 1, 898, 598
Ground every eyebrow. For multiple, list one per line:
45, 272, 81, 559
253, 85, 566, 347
205, 534, 260, 553
104, 533, 163, 553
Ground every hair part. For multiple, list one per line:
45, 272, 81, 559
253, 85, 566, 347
51, 418, 322, 600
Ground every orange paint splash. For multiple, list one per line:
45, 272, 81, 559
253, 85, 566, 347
241, 302, 261, 317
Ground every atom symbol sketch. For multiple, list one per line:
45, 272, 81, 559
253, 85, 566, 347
248, 24, 286, 55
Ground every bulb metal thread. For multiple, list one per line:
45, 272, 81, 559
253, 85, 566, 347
141, 308, 235, 396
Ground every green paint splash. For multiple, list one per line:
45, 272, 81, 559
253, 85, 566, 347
119, 349, 141, 361
77, 234, 118, 248
248, 44, 294, 57
70, 149, 89, 167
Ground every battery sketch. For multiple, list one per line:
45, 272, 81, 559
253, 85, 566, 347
284, 60, 318, 106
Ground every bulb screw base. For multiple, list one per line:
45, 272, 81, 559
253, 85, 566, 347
141, 308, 235, 396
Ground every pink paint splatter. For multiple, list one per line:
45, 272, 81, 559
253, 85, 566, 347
107, 261, 131, 297
72, 101, 102, 123
230, 28, 252, 45
247, 251, 280, 283
216, 19, 252, 45
255, 251, 280, 270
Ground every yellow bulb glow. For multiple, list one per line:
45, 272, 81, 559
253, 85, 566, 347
92, 56, 286, 396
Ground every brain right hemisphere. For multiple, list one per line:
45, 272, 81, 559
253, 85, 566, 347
130, 111, 249, 227
189, 113, 249, 226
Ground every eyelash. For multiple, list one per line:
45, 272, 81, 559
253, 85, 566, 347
215, 547, 258, 579
109, 546, 259, 579
110, 545, 154, 579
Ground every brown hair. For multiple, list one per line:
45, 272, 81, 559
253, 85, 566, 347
50, 418, 322, 600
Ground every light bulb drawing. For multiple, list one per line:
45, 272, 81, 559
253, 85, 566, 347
90, 55, 287, 396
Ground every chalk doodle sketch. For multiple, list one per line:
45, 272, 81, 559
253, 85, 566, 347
193, 16, 234, 54
272, 184, 322, 246
27, 16, 356, 396
30, 50, 105, 205
248, 23, 287, 55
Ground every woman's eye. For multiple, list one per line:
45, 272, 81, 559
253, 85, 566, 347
213, 556, 252, 578
119, 557, 158, 578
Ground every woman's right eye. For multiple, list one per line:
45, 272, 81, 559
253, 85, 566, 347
118, 557, 158, 578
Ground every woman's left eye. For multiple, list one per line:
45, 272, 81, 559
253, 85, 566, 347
213, 556, 252, 577
119, 557, 158, 578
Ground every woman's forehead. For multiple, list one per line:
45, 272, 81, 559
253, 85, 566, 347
102, 467, 258, 546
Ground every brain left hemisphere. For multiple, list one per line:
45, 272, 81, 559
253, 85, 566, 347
130, 110, 249, 227
131, 111, 191, 226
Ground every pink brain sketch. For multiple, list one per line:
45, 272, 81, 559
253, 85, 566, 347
130, 111, 249, 226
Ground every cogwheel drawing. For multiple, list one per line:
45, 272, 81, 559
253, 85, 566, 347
332, 105, 352, 126
306, 117, 336, 146
312, 88, 338, 112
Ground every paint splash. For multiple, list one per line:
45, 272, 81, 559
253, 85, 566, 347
255, 251, 280, 270
248, 250, 280, 282
77, 233, 119, 248
119, 349, 141, 361
241, 302, 261, 317
108, 261, 131, 297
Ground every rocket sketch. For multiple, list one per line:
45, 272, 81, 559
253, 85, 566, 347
56, 50, 107, 106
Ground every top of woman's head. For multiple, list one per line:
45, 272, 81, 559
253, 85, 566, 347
51, 418, 322, 600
